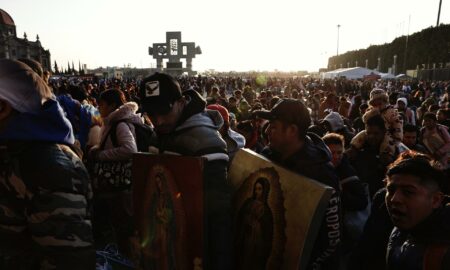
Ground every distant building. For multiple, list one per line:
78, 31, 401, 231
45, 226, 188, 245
0, 9, 51, 71
88, 66, 153, 80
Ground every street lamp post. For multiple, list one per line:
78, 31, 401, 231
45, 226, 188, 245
337, 24, 341, 56
437, 0, 443, 26
393, 55, 397, 75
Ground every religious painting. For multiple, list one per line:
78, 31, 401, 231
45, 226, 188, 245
229, 149, 333, 270
234, 167, 285, 270
133, 154, 204, 270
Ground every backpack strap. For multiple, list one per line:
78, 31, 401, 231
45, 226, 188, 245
100, 120, 129, 149
423, 243, 449, 270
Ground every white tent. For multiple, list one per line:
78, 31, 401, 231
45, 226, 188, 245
396, 74, 411, 79
322, 67, 380, 80
380, 73, 396, 80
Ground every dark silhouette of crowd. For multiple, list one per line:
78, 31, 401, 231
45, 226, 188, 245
1, 58, 449, 270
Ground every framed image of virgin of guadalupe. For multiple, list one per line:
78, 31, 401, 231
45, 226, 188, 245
229, 149, 333, 270
132, 153, 204, 270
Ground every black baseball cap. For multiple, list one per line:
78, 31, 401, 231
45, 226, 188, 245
254, 98, 311, 134
139, 72, 183, 115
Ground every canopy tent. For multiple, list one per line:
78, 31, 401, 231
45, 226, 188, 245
396, 74, 411, 79
380, 73, 397, 80
321, 67, 380, 80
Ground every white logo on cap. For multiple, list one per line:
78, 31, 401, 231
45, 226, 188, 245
145, 81, 160, 97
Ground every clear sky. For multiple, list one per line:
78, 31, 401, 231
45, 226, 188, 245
2, 0, 449, 72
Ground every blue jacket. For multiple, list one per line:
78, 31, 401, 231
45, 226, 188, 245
0, 99, 74, 145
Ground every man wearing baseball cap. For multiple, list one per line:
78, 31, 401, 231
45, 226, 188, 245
254, 98, 341, 270
139, 72, 232, 269
0, 59, 94, 269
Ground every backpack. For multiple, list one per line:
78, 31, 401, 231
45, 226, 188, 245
107, 120, 156, 152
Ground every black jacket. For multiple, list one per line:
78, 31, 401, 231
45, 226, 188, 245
263, 133, 341, 270
387, 206, 450, 270
348, 188, 393, 270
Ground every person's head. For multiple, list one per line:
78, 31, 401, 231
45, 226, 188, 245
365, 114, 386, 148
322, 133, 345, 167
259, 91, 267, 99
234, 90, 242, 99
69, 85, 88, 103
253, 177, 270, 202
254, 99, 311, 155
369, 89, 389, 109
216, 97, 228, 108
269, 97, 280, 109
437, 109, 448, 122
0, 59, 53, 131
98, 89, 126, 118
205, 97, 216, 106
139, 73, 185, 134
359, 103, 369, 115
236, 120, 255, 143
428, 104, 440, 113
396, 97, 407, 111
389, 92, 399, 106
18, 58, 44, 78
239, 100, 249, 112
228, 96, 237, 108
207, 104, 229, 135
402, 124, 419, 148
385, 151, 446, 230
251, 102, 263, 112
321, 112, 344, 132
422, 112, 437, 130
43, 70, 51, 84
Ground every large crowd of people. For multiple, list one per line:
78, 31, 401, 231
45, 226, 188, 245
0, 58, 449, 269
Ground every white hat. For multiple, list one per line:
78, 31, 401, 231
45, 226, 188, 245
397, 97, 407, 107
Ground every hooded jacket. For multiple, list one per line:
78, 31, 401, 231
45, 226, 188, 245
263, 133, 341, 270
396, 97, 416, 125
0, 99, 94, 269
97, 102, 142, 161
153, 89, 232, 270
57, 94, 101, 150
387, 206, 450, 270
223, 128, 246, 162
156, 90, 230, 212
157, 90, 228, 158
0, 99, 74, 145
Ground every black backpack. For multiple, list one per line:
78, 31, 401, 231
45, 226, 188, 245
104, 120, 156, 152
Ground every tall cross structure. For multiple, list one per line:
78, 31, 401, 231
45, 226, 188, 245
148, 32, 202, 76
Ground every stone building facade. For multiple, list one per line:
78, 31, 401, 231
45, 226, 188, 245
0, 9, 51, 71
